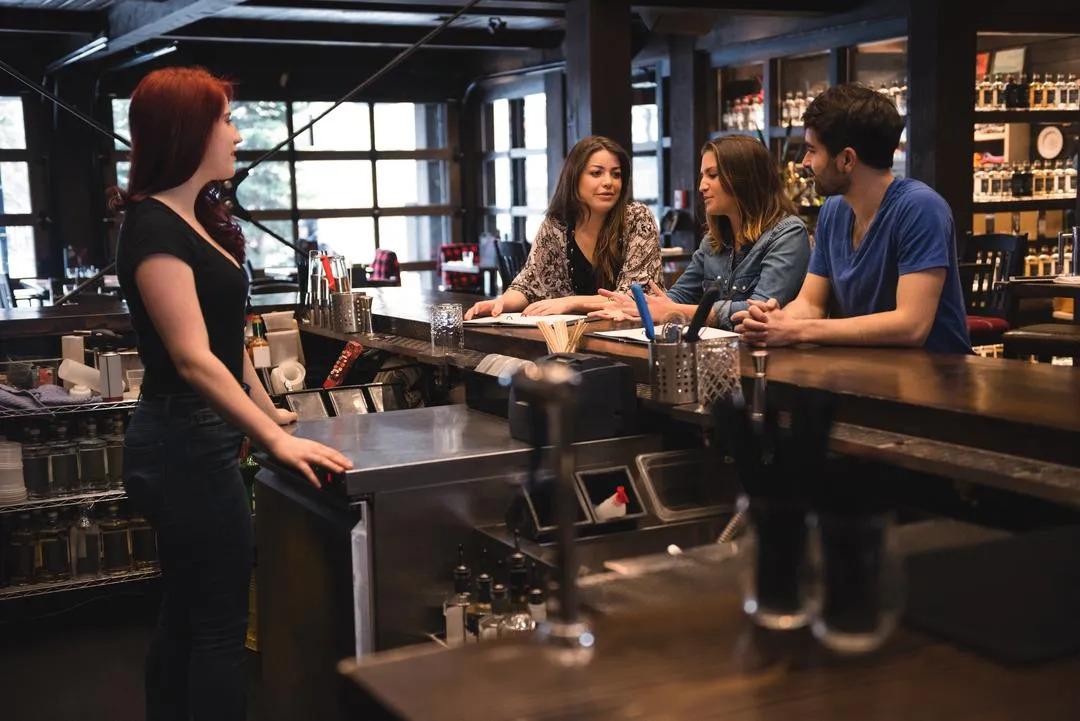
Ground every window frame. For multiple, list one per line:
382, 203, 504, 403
479, 94, 549, 244
0, 93, 43, 281
108, 98, 460, 273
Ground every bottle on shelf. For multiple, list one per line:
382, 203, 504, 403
70, 506, 102, 578
48, 422, 78, 496
1032, 160, 1046, 197
1066, 74, 1079, 109
1016, 73, 1029, 109
1003, 75, 1017, 109
442, 545, 471, 648
247, 314, 272, 370
991, 74, 1005, 110
37, 510, 71, 582
527, 561, 547, 623
497, 590, 536, 638
104, 413, 125, 490
977, 74, 993, 110
466, 570, 493, 642
1067, 162, 1078, 196
100, 503, 132, 575
130, 514, 158, 570
478, 583, 509, 641
782, 91, 794, 126
1030, 73, 1044, 109
6, 512, 37, 585
793, 92, 806, 127
1042, 73, 1057, 109
77, 419, 109, 492
22, 427, 50, 499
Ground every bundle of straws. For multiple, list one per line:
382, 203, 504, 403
537, 318, 588, 354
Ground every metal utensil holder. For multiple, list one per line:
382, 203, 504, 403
649, 341, 698, 405
331, 291, 359, 333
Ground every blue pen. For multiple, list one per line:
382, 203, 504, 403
630, 283, 655, 341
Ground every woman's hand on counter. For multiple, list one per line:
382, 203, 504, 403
521, 297, 575, 316
271, 408, 298, 426
267, 434, 354, 489
465, 296, 504, 320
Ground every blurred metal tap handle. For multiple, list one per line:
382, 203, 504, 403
1057, 227, 1079, 277
511, 362, 596, 663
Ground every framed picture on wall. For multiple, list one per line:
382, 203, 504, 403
976, 51, 991, 78
991, 47, 1026, 76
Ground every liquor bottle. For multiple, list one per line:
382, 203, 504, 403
977, 74, 992, 110
77, 419, 109, 491
1066, 163, 1078, 196
1052, 159, 1067, 198
527, 587, 547, 623
104, 414, 125, 490
793, 92, 806, 126
247, 314, 272, 370
48, 422, 78, 496
37, 510, 71, 581
1066, 74, 1079, 109
1002, 75, 1016, 109
782, 92, 794, 126
1032, 160, 1046, 197
100, 503, 132, 575
988, 165, 1003, 199
498, 591, 536, 638
478, 583, 509, 641
1044, 73, 1058, 109
22, 427, 50, 499
466, 571, 493, 642
1016, 73, 1029, 108
991, 74, 1005, 110
1030, 73, 1044, 109
442, 545, 471, 648
6, 513, 36, 585
70, 507, 101, 578
973, 164, 987, 201
130, 514, 158, 570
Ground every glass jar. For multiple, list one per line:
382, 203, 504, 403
100, 503, 132, 575
77, 419, 109, 491
104, 413, 126, 490
130, 515, 158, 570
37, 510, 71, 581
70, 507, 102, 578
22, 427, 51, 499
6, 513, 37, 585
48, 422, 79, 496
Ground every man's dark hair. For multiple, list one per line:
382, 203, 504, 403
802, 84, 904, 170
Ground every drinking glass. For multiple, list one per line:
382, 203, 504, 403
430, 303, 464, 355
809, 510, 904, 654
695, 336, 741, 408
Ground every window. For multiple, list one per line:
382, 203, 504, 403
110, 99, 455, 285
632, 102, 661, 217
481, 93, 547, 244
0, 96, 36, 279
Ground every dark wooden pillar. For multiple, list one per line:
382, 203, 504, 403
668, 36, 709, 250
544, 71, 566, 196
907, 0, 975, 236
564, 0, 632, 153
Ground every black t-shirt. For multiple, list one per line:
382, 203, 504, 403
566, 227, 599, 296
116, 198, 249, 397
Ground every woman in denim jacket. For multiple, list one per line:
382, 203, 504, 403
597, 136, 809, 330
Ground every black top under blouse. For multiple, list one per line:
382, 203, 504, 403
116, 198, 249, 398
566, 227, 599, 296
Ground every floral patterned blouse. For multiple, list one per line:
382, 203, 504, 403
508, 201, 662, 303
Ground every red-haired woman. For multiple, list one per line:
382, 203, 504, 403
114, 67, 351, 720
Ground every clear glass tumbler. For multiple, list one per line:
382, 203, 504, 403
695, 336, 741, 409
430, 303, 464, 355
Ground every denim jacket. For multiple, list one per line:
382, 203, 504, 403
667, 214, 810, 330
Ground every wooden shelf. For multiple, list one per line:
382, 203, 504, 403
973, 109, 1080, 124
972, 197, 1078, 212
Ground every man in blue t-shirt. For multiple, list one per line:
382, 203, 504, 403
734, 84, 971, 354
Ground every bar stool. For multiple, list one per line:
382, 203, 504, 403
959, 233, 1025, 346
1003, 323, 1080, 365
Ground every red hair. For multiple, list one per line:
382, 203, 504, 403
110, 66, 245, 263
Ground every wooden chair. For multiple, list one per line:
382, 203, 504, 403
959, 233, 1025, 345
494, 240, 529, 290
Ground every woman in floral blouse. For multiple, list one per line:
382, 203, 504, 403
465, 135, 661, 319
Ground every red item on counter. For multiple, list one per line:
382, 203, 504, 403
323, 341, 364, 388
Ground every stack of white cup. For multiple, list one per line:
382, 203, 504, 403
0, 440, 27, 505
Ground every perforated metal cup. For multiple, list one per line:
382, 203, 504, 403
648, 341, 697, 405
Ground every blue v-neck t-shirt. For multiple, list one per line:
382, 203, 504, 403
807, 178, 971, 354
